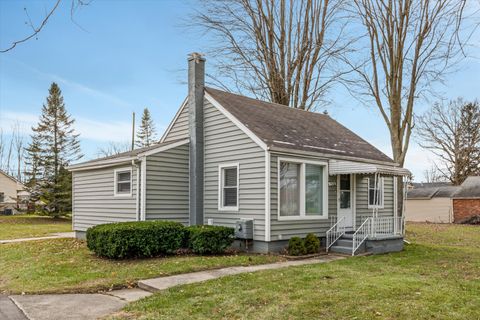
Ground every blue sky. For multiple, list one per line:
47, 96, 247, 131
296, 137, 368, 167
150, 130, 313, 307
1, 0, 479, 181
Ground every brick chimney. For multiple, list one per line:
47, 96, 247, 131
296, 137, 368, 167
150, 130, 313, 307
188, 53, 205, 225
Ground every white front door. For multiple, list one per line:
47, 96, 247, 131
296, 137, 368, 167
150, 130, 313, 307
337, 174, 354, 229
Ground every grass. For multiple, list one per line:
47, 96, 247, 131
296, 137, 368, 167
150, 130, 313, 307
0, 238, 283, 294
112, 223, 480, 320
0, 215, 72, 240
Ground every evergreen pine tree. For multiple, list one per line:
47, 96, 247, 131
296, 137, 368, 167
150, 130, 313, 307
28, 82, 83, 217
135, 108, 157, 148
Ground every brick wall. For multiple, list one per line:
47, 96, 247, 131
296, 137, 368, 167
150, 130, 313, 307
453, 199, 480, 222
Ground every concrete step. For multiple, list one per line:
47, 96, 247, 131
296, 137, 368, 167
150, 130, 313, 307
329, 245, 353, 255
336, 239, 353, 247
341, 233, 354, 240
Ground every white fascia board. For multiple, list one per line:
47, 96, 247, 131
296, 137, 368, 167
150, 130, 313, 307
137, 139, 190, 158
68, 139, 189, 172
68, 157, 136, 172
269, 146, 401, 167
159, 97, 188, 143
205, 92, 268, 151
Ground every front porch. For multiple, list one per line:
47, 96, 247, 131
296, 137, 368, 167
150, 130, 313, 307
326, 160, 409, 256
326, 216, 405, 255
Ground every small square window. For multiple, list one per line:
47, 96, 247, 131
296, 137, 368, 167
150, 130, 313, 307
114, 169, 132, 196
219, 164, 239, 210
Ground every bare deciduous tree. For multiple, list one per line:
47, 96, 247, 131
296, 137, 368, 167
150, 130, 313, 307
0, 123, 26, 181
193, 0, 351, 110
417, 99, 480, 185
423, 164, 445, 183
96, 141, 131, 158
1, 0, 90, 53
347, 0, 475, 167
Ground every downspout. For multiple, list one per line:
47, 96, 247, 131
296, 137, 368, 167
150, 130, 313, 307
133, 159, 140, 221
140, 157, 147, 221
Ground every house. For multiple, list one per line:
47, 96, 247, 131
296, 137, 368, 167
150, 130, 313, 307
452, 176, 480, 223
405, 185, 459, 223
0, 170, 28, 214
68, 53, 410, 255
406, 177, 480, 224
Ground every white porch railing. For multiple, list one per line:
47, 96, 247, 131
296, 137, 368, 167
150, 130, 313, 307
328, 216, 405, 256
352, 217, 371, 256
326, 216, 346, 252
370, 216, 404, 237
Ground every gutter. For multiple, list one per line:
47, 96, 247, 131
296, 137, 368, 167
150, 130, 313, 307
268, 146, 402, 167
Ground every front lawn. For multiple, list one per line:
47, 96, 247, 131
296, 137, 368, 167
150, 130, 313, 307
0, 215, 72, 240
0, 238, 283, 294
115, 223, 480, 320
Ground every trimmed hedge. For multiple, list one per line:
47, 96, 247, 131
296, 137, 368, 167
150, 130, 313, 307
304, 233, 320, 254
187, 225, 235, 254
86, 221, 186, 259
288, 237, 306, 256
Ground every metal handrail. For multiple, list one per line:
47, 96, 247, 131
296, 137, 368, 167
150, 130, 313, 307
370, 216, 405, 237
352, 217, 371, 256
326, 216, 346, 252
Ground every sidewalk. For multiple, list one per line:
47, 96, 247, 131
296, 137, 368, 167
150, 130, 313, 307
5, 255, 344, 320
0, 232, 75, 244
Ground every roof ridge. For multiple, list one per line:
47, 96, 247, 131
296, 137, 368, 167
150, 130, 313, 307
205, 86, 330, 117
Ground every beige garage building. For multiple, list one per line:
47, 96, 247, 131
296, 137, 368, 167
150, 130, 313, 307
405, 186, 459, 223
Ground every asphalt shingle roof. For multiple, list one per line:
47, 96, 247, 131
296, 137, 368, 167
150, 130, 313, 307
70, 139, 186, 168
206, 87, 395, 164
407, 186, 460, 199
453, 176, 480, 198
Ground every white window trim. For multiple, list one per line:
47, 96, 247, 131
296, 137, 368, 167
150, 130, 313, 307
218, 163, 240, 212
277, 157, 329, 221
114, 167, 133, 197
367, 177, 385, 209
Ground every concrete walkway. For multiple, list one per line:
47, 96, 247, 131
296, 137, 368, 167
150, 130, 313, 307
4, 255, 344, 320
0, 232, 75, 244
139, 255, 344, 292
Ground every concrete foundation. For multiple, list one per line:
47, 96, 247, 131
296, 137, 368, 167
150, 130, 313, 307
75, 231, 86, 240
365, 236, 404, 254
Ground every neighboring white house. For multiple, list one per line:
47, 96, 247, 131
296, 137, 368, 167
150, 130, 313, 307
68, 53, 410, 255
0, 170, 28, 214
405, 185, 459, 223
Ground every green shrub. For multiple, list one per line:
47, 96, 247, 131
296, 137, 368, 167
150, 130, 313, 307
288, 237, 306, 256
86, 221, 186, 259
187, 225, 234, 254
304, 233, 320, 254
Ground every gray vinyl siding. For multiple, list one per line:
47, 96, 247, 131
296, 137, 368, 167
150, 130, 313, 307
145, 144, 190, 224
355, 174, 394, 226
203, 99, 266, 241
163, 105, 189, 142
72, 165, 138, 232
270, 153, 337, 241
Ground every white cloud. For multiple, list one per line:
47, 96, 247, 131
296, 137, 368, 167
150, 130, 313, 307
7, 58, 133, 108
76, 117, 132, 142
0, 111, 132, 143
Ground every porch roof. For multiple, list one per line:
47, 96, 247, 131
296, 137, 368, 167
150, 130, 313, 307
328, 160, 411, 176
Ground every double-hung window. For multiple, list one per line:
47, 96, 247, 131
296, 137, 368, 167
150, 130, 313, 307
219, 164, 239, 211
279, 159, 328, 219
0, 192, 4, 203
114, 168, 132, 197
368, 177, 384, 208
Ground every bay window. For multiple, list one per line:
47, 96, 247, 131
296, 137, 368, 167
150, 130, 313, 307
279, 159, 327, 219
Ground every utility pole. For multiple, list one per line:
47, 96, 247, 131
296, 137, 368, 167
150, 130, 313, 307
131, 112, 135, 151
